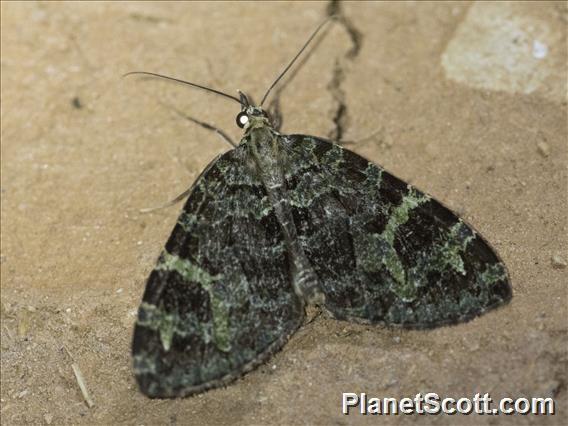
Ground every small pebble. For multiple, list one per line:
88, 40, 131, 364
551, 254, 567, 269
532, 40, 548, 59
537, 141, 550, 157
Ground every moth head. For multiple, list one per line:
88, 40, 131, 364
235, 104, 271, 130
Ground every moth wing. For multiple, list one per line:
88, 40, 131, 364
284, 135, 512, 327
133, 146, 304, 398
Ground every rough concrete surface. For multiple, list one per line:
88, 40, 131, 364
1, 2, 566, 425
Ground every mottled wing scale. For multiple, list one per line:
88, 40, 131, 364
282, 135, 512, 327
132, 147, 304, 398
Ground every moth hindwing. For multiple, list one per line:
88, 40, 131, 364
132, 117, 511, 398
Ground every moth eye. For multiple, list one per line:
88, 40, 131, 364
236, 112, 249, 128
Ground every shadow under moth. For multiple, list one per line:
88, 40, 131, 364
129, 19, 512, 398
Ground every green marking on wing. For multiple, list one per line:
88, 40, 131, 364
133, 351, 158, 375
478, 262, 507, 286
288, 176, 334, 208
355, 187, 429, 302
156, 252, 232, 352
363, 163, 383, 190
177, 212, 199, 233
209, 188, 272, 221
321, 144, 344, 169
289, 150, 379, 210
157, 251, 220, 285
406, 220, 476, 290
284, 136, 318, 178
137, 302, 219, 351
137, 302, 177, 352
437, 220, 476, 275
381, 188, 430, 301
382, 188, 430, 245
255, 196, 274, 219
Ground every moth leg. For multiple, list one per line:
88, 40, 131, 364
159, 101, 237, 148
140, 151, 223, 213
139, 187, 192, 214
335, 128, 382, 147
178, 112, 236, 148
266, 98, 284, 131
304, 305, 323, 325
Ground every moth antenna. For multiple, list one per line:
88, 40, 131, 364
123, 71, 245, 106
260, 17, 334, 107
237, 90, 250, 109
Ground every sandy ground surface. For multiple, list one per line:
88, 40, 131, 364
1, 2, 566, 425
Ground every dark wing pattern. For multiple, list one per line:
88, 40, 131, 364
133, 146, 304, 398
282, 135, 512, 328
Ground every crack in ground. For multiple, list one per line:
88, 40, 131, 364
327, 0, 363, 58
327, 60, 347, 141
326, 0, 363, 142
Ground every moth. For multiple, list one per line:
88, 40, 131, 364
130, 19, 512, 398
